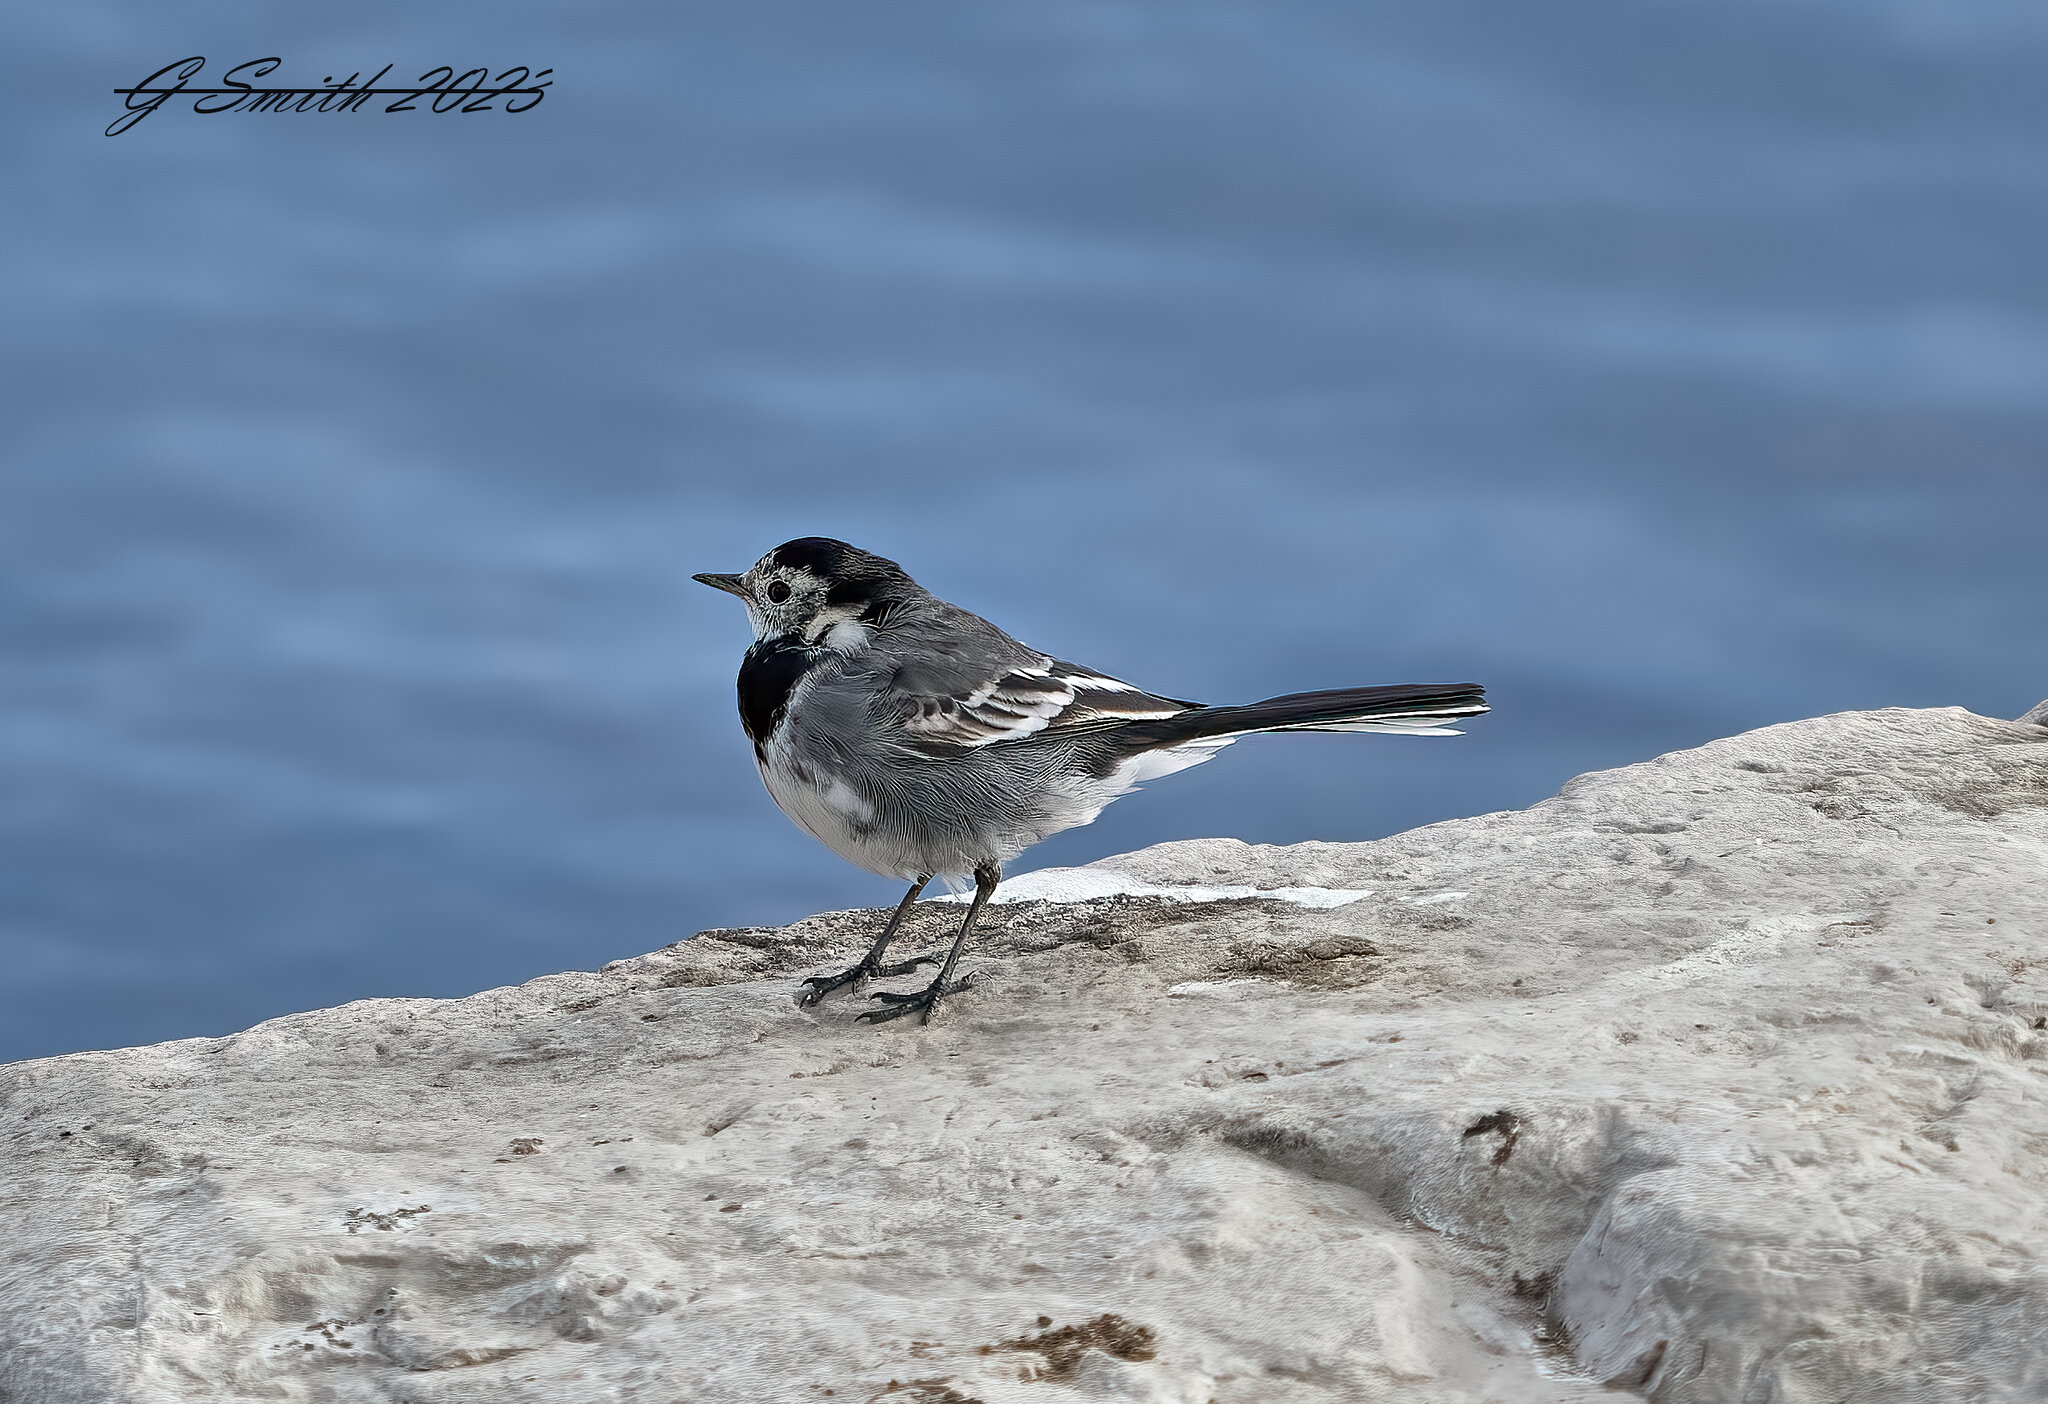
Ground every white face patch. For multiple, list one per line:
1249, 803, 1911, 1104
742, 564, 825, 642
821, 618, 871, 651
808, 610, 873, 652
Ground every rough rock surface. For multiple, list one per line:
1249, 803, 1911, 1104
4, 706, 2046, 1404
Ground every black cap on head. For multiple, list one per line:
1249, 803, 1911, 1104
766, 537, 863, 577
761, 538, 918, 617
768, 537, 912, 586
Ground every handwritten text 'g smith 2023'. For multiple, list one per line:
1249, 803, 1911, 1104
109, 58, 552, 136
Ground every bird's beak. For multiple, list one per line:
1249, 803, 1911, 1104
693, 572, 750, 599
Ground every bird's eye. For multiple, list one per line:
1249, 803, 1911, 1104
766, 580, 792, 604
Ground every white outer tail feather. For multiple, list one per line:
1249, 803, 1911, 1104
1274, 717, 1469, 736
1124, 702, 1475, 786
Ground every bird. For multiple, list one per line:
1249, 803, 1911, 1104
695, 537, 1487, 1025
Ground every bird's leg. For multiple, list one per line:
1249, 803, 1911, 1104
797, 876, 932, 1007
859, 862, 998, 1026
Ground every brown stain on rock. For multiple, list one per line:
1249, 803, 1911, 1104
867, 1380, 983, 1403
1462, 1110, 1522, 1166
992, 1313, 1157, 1381
1221, 930, 1388, 990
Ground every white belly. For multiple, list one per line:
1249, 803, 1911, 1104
755, 732, 1235, 882
757, 747, 913, 879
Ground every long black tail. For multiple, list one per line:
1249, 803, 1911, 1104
1128, 682, 1488, 750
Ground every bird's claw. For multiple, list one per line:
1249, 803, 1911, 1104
797, 967, 863, 1007
855, 973, 976, 1026
797, 952, 941, 1007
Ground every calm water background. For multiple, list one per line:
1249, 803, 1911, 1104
5, 1, 2044, 1062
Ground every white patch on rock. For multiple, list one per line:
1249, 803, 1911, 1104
934, 864, 1372, 907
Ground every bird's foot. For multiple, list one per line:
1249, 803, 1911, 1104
797, 952, 939, 1007
856, 972, 975, 1026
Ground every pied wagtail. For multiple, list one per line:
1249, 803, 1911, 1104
697, 538, 1487, 1024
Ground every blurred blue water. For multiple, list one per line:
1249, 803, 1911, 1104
3, 1, 2044, 1062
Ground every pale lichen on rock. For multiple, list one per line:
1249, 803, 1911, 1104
2, 705, 2044, 1402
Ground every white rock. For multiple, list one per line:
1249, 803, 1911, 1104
2, 705, 2044, 1403
940, 866, 1374, 908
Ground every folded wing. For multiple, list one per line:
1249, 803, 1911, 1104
897, 658, 1196, 750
